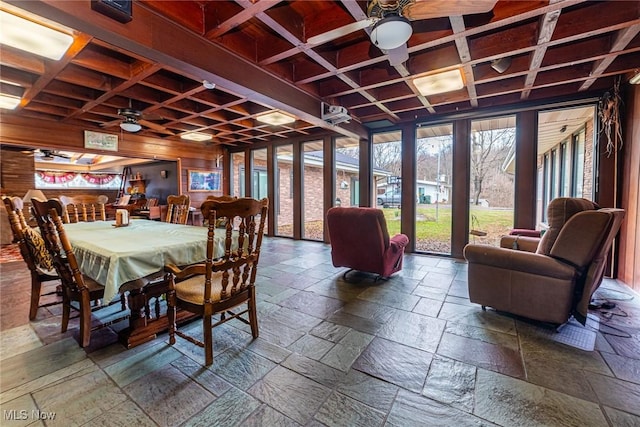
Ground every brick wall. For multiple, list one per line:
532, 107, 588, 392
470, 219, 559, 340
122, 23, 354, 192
583, 119, 594, 199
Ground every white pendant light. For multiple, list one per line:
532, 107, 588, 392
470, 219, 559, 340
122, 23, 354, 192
370, 15, 412, 51
120, 119, 142, 132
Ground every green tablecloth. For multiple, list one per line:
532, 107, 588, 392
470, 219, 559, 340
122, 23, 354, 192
64, 220, 225, 303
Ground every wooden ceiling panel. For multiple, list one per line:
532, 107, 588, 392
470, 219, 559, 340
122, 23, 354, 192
551, 1, 640, 41
55, 64, 119, 91
42, 80, 102, 102
409, 44, 464, 76
2, 0, 638, 146
33, 92, 84, 110
468, 19, 538, 60
535, 64, 592, 87
475, 76, 526, 97
141, 0, 206, 34
543, 37, 613, 67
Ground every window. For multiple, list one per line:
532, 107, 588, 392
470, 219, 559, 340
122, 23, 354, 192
231, 152, 245, 197
302, 140, 323, 240
275, 144, 294, 237
335, 136, 359, 207
415, 123, 453, 254
537, 105, 595, 226
468, 115, 517, 246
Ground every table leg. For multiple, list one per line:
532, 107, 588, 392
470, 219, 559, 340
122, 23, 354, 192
118, 278, 198, 348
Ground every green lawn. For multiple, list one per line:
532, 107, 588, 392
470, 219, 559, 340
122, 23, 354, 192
382, 204, 514, 253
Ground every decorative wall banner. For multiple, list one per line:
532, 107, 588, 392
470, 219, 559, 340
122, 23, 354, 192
84, 130, 118, 151
37, 171, 76, 184
81, 173, 117, 185
37, 171, 118, 185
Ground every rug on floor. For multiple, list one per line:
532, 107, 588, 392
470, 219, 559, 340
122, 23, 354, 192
0, 244, 23, 264
532, 314, 600, 351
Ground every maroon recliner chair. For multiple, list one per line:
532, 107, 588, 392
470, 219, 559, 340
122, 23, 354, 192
326, 207, 409, 281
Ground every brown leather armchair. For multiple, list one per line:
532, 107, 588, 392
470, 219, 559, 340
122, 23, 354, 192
464, 199, 624, 326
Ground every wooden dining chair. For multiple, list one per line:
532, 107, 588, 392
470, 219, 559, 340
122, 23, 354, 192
31, 199, 128, 347
166, 194, 190, 224
2, 197, 61, 320
165, 197, 268, 365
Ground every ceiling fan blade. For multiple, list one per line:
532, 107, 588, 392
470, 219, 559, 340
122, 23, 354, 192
139, 119, 174, 135
141, 112, 163, 121
404, 0, 498, 20
387, 44, 409, 66
307, 17, 377, 46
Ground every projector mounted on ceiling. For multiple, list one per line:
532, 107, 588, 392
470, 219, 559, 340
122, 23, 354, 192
321, 102, 351, 125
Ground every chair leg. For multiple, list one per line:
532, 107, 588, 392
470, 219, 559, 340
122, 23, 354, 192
61, 294, 71, 333
249, 286, 259, 339
29, 275, 42, 320
203, 313, 213, 366
79, 290, 92, 347
167, 291, 176, 345
342, 269, 355, 282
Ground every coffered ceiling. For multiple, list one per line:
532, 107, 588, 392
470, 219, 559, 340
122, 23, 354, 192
1, 0, 639, 148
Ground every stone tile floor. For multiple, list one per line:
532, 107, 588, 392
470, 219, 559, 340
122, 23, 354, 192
0, 237, 639, 426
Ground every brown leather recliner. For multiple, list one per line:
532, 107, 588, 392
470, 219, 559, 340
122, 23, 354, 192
464, 198, 625, 326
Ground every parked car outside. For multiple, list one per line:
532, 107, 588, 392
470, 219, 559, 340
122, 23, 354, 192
377, 190, 401, 207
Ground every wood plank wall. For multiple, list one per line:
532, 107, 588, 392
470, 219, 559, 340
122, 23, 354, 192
619, 84, 640, 293
0, 116, 223, 210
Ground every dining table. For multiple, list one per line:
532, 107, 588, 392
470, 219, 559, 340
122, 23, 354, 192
63, 219, 233, 348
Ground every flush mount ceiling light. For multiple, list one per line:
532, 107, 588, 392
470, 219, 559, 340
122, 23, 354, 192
202, 80, 216, 90
369, 15, 412, 51
181, 132, 213, 142
0, 10, 74, 60
120, 117, 142, 132
413, 69, 465, 96
0, 94, 21, 110
256, 111, 296, 126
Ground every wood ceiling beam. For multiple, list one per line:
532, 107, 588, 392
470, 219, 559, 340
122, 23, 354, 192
17, 33, 92, 112
579, 24, 640, 91
205, 0, 281, 39
296, 0, 589, 87
9, 0, 367, 140
68, 62, 162, 121
520, 3, 562, 100
450, 15, 477, 108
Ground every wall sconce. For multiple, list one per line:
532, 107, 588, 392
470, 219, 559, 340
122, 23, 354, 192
340, 180, 349, 189
160, 170, 168, 179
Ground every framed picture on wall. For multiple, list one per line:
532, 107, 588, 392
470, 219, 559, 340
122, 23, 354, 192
188, 169, 221, 192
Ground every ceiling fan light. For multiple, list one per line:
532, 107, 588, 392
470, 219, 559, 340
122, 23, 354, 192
120, 121, 142, 132
370, 15, 412, 51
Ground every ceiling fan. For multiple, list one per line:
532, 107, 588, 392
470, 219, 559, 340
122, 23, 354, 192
308, 0, 498, 65
117, 108, 169, 134
32, 149, 71, 161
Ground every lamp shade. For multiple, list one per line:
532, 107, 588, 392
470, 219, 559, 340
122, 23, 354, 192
370, 15, 412, 51
23, 189, 46, 204
120, 121, 142, 132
